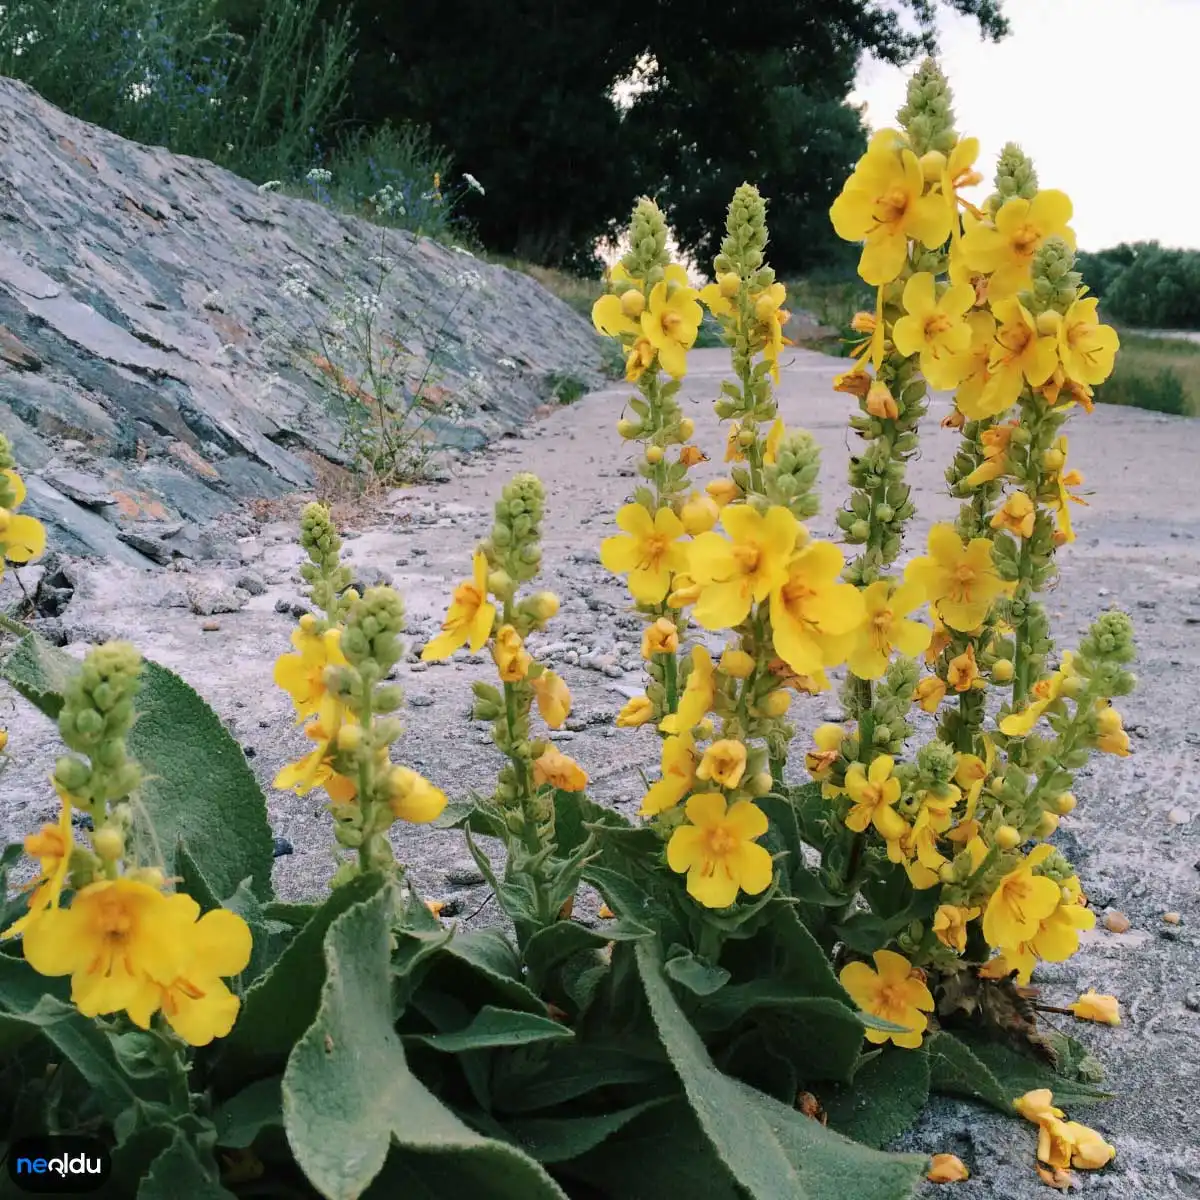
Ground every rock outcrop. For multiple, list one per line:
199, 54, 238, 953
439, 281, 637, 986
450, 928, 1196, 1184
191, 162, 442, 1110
0, 77, 605, 566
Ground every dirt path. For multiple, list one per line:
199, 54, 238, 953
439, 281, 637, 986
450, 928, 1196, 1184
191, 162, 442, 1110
3, 346, 1199, 1196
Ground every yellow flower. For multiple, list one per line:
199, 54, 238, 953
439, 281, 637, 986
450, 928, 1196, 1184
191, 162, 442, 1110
1014, 1089, 1064, 1125
422, 551, 496, 660
387, 767, 448, 822
725, 422, 747, 463
947, 644, 981, 692
273, 719, 357, 802
830, 130, 954, 285
904, 524, 1005, 632
999, 654, 1076, 736
705, 477, 742, 507
695, 739, 748, 790
626, 337, 656, 381
22, 879, 199, 1019
2, 792, 74, 939
891, 273, 975, 390
601, 504, 689, 605
0, 468, 48, 572
982, 855, 1062, 949
680, 492, 719, 535
531, 670, 571, 729
763, 417, 785, 465
959, 190, 1075, 299
641, 617, 679, 659
1058, 296, 1119, 387
660, 646, 715, 735
492, 624, 531, 682
666, 792, 773, 909
927, 1154, 970, 1184
990, 491, 1036, 540
848, 287, 887, 371
532, 746, 588, 792
844, 756, 907, 839
770, 541, 866, 676
640, 264, 703, 378
1062, 1122, 1116, 1170
126, 901, 252, 1046
678, 444, 708, 468
866, 380, 899, 420
932, 903, 981, 953
719, 648, 756, 679
754, 286, 792, 383
592, 291, 641, 339
1069, 989, 1120, 1026
1045, 437, 1087, 544
805, 723, 845, 787
942, 136, 983, 203
1037, 1117, 1076, 1171
616, 694, 655, 727
1095, 704, 1130, 757
954, 741, 994, 820
962, 420, 1017, 487
847, 580, 931, 680
914, 675, 947, 713
839, 948, 935, 1049
699, 272, 740, 317
952, 311, 998, 419
690, 506, 800, 630
977, 297, 1059, 416
273, 618, 348, 726
833, 366, 873, 399
926, 614, 952, 663
640, 731, 697, 815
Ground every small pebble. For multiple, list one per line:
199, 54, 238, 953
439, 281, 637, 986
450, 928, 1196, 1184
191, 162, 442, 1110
1167, 808, 1192, 825
1163, 912, 1182, 925
1185, 991, 1200, 1013
242, 745, 256, 759
409, 694, 434, 707
1103, 911, 1131, 934
272, 836, 294, 858
201, 620, 220, 632
445, 866, 486, 887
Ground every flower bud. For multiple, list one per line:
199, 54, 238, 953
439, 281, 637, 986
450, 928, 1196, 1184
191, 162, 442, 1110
526, 591, 559, 621
678, 417, 695, 440
646, 445, 664, 465
336, 724, 363, 752
995, 824, 1022, 850
919, 149, 947, 181
746, 771, 774, 797
1055, 791, 1078, 814
1035, 811, 1060, 838
720, 649, 755, 679
617, 418, 640, 440
681, 492, 719, 535
761, 690, 791, 717
92, 826, 124, 861
620, 289, 645, 318
125, 866, 166, 889
991, 659, 1014, 683
717, 272, 741, 298
866, 381, 899, 421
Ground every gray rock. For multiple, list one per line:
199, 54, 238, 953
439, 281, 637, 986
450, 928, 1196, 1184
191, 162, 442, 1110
116, 524, 183, 566
409, 694, 434, 707
159, 588, 190, 609
187, 582, 248, 616
41, 467, 115, 509
444, 866, 486, 888
235, 570, 267, 596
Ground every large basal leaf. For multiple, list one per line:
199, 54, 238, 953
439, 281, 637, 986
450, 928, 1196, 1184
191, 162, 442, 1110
925, 1031, 1010, 1111
504, 1098, 669, 1165
1, 633, 275, 903
138, 1130, 234, 1200
523, 917, 649, 995
406, 1005, 573, 1054
822, 1048, 931, 1148
282, 882, 566, 1200
635, 940, 923, 1200
213, 1077, 283, 1149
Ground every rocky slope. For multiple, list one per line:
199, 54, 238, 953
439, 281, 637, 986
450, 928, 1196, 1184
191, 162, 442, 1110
0, 76, 604, 567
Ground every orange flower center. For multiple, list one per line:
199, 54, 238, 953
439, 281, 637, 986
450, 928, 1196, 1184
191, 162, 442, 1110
706, 826, 737, 857
950, 562, 976, 600
1011, 222, 1040, 255
877, 187, 910, 225
732, 543, 761, 573
639, 533, 670, 570
860, 783, 883, 808
869, 608, 894, 650
875, 982, 910, 1018
923, 313, 953, 340
661, 310, 683, 339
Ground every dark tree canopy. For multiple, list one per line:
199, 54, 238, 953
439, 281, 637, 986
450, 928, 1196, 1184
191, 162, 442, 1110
298, 0, 1010, 273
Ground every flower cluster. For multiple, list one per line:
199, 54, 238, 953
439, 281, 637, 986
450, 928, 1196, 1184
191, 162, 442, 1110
0, 433, 46, 578
1015, 1088, 1115, 1186
5, 643, 251, 1046
273, 502, 447, 884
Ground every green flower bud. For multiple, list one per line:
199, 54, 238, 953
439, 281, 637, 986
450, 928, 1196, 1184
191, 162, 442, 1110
897, 57, 957, 155
0, 433, 13, 472
622, 199, 671, 279
989, 143, 1038, 212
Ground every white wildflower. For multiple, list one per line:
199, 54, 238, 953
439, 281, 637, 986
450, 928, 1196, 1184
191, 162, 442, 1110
451, 246, 476, 257
305, 167, 333, 186
463, 173, 485, 196
257, 180, 283, 193
497, 357, 517, 370
280, 276, 310, 299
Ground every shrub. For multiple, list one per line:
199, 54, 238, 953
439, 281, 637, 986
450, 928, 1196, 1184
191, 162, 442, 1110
0, 60, 1130, 1200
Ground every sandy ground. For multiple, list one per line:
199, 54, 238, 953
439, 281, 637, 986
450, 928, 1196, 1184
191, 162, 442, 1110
2, 346, 1199, 1197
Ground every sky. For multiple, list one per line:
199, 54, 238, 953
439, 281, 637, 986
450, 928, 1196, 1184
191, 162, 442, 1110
850, 0, 1197, 251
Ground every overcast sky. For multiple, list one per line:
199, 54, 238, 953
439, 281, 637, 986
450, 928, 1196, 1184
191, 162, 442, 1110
851, 0, 1194, 252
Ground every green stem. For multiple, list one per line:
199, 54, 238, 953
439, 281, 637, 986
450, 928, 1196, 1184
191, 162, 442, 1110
355, 682, 376, 874
0, 611, 27, 637
1011, 533, 1035, 708
663, 649, 678, 715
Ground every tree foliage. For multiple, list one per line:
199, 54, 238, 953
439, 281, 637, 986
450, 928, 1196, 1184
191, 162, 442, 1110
1079, 242, 1200, 331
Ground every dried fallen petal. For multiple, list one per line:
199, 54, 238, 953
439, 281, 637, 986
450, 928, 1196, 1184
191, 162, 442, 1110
597, 903, 615, 919
425, 899, 446, 918
1163, 911, 1181, 925
1036, 1164, 1074, 1190
1068, 989, 1121, 1026
927, 1153, 970, 1183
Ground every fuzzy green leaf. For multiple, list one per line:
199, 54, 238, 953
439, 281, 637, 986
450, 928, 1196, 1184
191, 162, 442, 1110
942, 1032, 1111, 1109
664, 950, 730, 996
433, 927, 548, 1013
523, 917, 648, 992
213, 1076, 282, 1149
636, 940, 924, 1199
407, 1005, 573, 1053
1, 633, 275, 903
138, 1130, 233, 1200
282, 882, 565, 1200
822, 1048, 931, 1148
926, 1031, 1010, 1111
555, 788, 629, 857
504, 1098, 669, 1164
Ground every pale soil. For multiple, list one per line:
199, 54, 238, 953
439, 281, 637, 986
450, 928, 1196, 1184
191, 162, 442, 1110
3, 346, 1199, 1198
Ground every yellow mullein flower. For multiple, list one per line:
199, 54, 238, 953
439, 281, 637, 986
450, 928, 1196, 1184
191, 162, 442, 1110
640, 264, 703, 378
1069, 990, 1121, 1026
833, 365, 873, 399
1057, 296, 1119, 388
530, 670, 571, 729
1037, 1117, 1076, 1172
977, 297, 1059, 417
770, 541, 866, 676
1095, 704, 1131, 756
641, 617, 679, 659
866, 380, 899, 420
690, 506, 800, 630
1044, 437, 1088, 544
805, 723, 844, 779
942, 136, 983, 208
678, 445, 708, 468
532, 746, 588, 792
848, 289, 886, 371
927, 1155, 970, 1184
0, 469, 47, 573
891, 273, 975, 390
2, 792, 74, 939
387, 767, 448, 823
754, 284, 792, 382
932, 903, 981, 954
1062, 1123, 1116, 1170
695, 739, 748, 790
829, 129, 953, 285
422, 551, 496, 660
274, 719, 357, 802
660, 646, 715, 735
843, 756, 907, 840
492, 624, 531, 682
847, 580, 931, 680
913, 675, 947, 713
946, 644, 981, 692
1004, 894, 1097, 986
600, 504, 689, 605
680, 492, 719, 535
762, 417, 786, 465
22, 879, 199, 1019
926, 613, 952, 663
705, 477, 742, 507
724, 423, 746, 463
962, 420, 1017, 487
954, 739, 994, 820
990, 491, 1036, 539
1014, 1089, 1065, 1125
666, 792, 773, 909
126, 901, 252, 1046
839, 949, 935, 1049
592, 291, 641, 339
904, 524, 1005, 632
641, 731, 697, 815
625, 337, 656, 381
959, 190, 1075, 299
698, 272, 740, 318
982, 854, 1062, 949
951, 310, 998, 419
616, 694, 654, 727
274, 617, 348, 725
999, 652, 1076, 736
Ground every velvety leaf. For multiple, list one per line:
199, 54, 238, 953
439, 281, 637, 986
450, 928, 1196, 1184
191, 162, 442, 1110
433, 926, 547, 1013
436, 798, 507, 839
770, 902, 856, 1004
213, 1077, 283, 1149
822, 1048, 931, 1148
635, 940, 924, 1199
504, 1098, 669, 1164
282, 883, 565, 1200
491, 1041, 672, 1114
523, 917, 648, 992
664, 950, 730, 996
555, 788, 629, 857
406, 1005, 573, 1053
138, 1130, 234, 1199
948, 1032, 1111, 1109
926, 1031, 1010, 1112
1, 633, 275, 903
